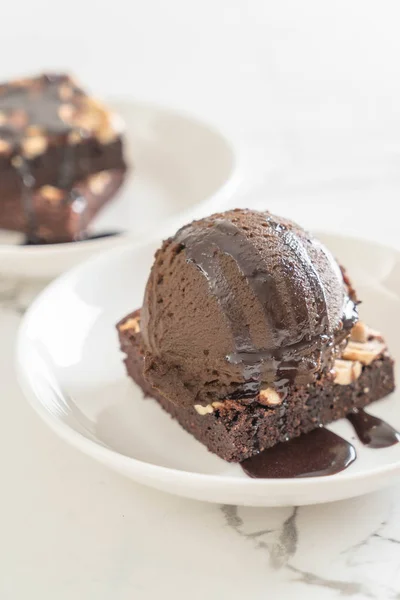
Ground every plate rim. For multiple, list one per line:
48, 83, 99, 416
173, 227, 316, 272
15, 231, 400, 492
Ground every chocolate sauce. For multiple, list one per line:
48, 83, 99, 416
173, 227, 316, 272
80, 231, 121, 241
241, 409, 399, 479
347, 408, 400, 448
241, 427, 356, 478
22, 230, 121, 245
342, 295, 359, 330
280, 226, 328, 332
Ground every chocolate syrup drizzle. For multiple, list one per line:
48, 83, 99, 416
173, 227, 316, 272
347, 408, 400, 448
242, 409, 400, 479
178, 216, 357, 397
242, 427, 356, 478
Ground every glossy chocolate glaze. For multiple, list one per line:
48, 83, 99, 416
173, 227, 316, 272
241, 427, 356, 478
347, 408, 400, 448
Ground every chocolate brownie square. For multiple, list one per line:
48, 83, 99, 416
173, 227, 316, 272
117, 311, 395, 462
0, 73, 126, 242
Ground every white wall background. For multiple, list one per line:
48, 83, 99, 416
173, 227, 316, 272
2, 0, 400, 208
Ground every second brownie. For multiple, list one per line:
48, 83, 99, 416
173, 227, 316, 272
0, 73, 127, 242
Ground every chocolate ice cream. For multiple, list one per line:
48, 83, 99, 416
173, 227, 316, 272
141, 209, 358, 408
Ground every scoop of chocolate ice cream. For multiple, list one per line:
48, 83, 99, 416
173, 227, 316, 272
140, 209, 358, 408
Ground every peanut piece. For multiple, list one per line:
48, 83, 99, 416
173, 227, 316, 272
194, 404, 214, 416
333, 359, 362, 385
343, 340, 386, 365
259, 387, 282, 406
119, 317, 140, 333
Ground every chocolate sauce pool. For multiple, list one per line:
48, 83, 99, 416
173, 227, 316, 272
241, 428, 356, 478
347, 408, 400, 448
22, 230, 121, 245
241, 409, 400, 479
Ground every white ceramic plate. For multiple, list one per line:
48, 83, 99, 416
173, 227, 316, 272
0, 101, 239, 278
16, 233, 400, 506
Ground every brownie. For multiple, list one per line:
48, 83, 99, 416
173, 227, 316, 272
117, 310, 396, 463
14, 169, 125, 243
0, 73, 126, 242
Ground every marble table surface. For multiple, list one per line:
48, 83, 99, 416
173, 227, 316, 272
2, 184, 400, 600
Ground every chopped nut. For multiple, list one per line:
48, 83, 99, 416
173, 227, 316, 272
59, 82, 75, 101
40, 185, 64, 203
72, 100, 103, 131
78, 114, 102, 131
60, 95, 119, 141
76, 97, 114, 137
258, 386, 282, 406
350, 321, 368, 343
119, 317, 140, 333
21, 135, 48, 158
350, 322, 383, 343
333, 359, 362, 385
364, 387, 370, 394
11, 155, 23, 168
212, 401, 224, 409
343, 339, 386, 365
88, 171, 111, 194
68, 130, 83, 145
0, 139, 11, 154
12, 78, 31, 87
97, 124, 117, 144
58, 103, 75, 123
96, 113, 122, 143
194, 404, 214, 416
